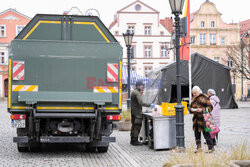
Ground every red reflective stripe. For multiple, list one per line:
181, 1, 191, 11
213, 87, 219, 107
13, 61, 18, 67
19, 75, 25, 80
113, 64, 118, 70
107, 64, 118, 82
107, 65, 118, 79
11, 114, 26, 120
13, 63, 24, 78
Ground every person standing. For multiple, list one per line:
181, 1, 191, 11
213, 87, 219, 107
188, 86, 215, 153
130, 80, 154, 146
207, 89, 221, 146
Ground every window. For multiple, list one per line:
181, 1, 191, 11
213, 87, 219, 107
145, 26, 151, 35
228, 57, 233, 68
144, 46, 152, 58
221, 37, 225, 45
16, 25, 25, 35
210, 33, 216, 45
211, 21, 215, 28
201, 21, 205, 28
0, 52, 6, 64
135, 4, 141, 11
144, 67, 152, 77
190, 36, 195, 44
200, 34, 206, 45
128, 26, 134, 34
214, 57, 220, 63
0, 25, 6, 37
161, 46, 168, 58
131, 46, 135, 59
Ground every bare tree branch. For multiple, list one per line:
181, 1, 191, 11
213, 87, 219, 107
223, 43, 250, 80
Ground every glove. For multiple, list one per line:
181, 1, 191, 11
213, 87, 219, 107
150, 104, 155, 108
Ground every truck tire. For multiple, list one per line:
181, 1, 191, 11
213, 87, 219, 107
30, 143, 41, 152
17, 143, 29, 152
97, 146, 109, 153
17, 128, 29, 152
17, 143, 41, 152
86, 145, 96, 152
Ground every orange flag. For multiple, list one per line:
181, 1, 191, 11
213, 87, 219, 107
180, 0, 190, 60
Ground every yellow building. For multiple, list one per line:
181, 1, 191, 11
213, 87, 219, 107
190, 1, 249, 100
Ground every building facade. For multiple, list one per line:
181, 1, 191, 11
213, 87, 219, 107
190, 1, 240, 62
109, 0, 174, 78
0, 9, 30, 98
189, 1, 249, 100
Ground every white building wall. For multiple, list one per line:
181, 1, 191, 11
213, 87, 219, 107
109, 1, 174, 77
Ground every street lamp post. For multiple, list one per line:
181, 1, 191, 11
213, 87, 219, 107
168, 0, 185, 148
123, 30, 134, 109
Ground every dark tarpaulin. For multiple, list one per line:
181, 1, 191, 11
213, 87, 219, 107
144, 53, 238, 109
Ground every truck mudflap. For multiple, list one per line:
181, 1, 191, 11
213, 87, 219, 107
13, 136, 115, 144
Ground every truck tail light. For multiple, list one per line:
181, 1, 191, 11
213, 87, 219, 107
106, 115, 121, 121
11, 114, 26, 120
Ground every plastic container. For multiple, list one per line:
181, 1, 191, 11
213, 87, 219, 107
155, 105, 162, 115
161, 101, 188, 116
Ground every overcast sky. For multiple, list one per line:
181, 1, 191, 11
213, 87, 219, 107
1, 0, 249, 27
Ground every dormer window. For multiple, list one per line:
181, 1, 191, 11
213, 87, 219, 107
135, 4, 141, 11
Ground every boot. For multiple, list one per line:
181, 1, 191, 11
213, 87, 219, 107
194, 140, 202, 153
212, 138, 217, 146
130, 137, 143, 146
194, 145, 202, 154
205, 147, 215, 153
205, 142, 215, 153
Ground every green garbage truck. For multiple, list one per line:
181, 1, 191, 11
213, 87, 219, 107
8, 14, 123, 152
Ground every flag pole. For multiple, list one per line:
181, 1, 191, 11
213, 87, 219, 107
186, 0, 192, 104
180, 0, 191, 103
188, 46, 192, 104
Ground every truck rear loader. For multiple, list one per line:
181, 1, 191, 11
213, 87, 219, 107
8, 14, 123, 152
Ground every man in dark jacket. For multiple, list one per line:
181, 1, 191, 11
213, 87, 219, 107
130, 80, 154, 146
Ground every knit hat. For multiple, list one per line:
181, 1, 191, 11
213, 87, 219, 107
207, 89, 216, 95
136, 80, 144, 87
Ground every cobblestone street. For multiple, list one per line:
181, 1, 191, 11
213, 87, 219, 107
0, 100, 249, 167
